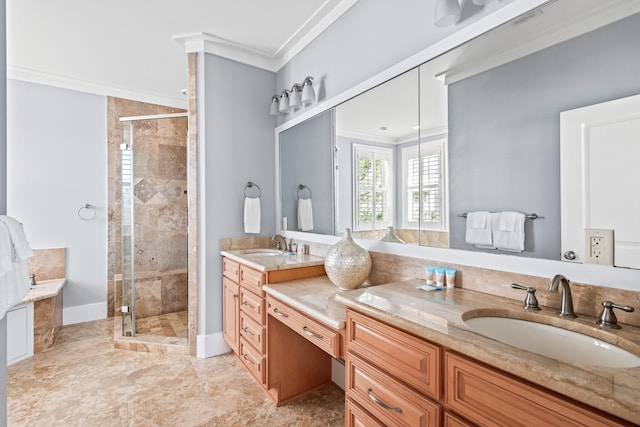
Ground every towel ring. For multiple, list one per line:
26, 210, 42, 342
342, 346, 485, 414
297, 185, 312, 200
244, 181, 261, 198
78, 204, 96, 221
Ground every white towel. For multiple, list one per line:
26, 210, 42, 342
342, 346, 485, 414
243, 197, 261, 234
0, 216, 33, 261
0, 216, 33, 320
465, 211, 493, 247
298, 198, 314, 231
494, 211, 525, 252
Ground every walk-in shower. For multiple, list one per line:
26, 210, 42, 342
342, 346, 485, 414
119, 112, 189, 344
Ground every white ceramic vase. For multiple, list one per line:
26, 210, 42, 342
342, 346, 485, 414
324, 228, 372, 290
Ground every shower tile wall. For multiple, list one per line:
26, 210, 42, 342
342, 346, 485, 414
107, 97, 188, 319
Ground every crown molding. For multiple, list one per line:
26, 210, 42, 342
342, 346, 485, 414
174, 0, 359, 72
7, 66, 187, 109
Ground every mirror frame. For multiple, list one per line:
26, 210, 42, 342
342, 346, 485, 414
274, 0, 640, 291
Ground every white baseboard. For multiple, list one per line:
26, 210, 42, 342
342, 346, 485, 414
63, 302, 107, 325
197, 332, 231, 358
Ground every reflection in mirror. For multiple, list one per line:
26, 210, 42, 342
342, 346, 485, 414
278, 0, 640, 268
279, 110, 334, 235
335, 68, 423, 244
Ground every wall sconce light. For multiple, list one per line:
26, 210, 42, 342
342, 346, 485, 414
270, 76, 316, 116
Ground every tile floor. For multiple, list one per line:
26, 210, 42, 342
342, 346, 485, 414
7, 318, 345, 426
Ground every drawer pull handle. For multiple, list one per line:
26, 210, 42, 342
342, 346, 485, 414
242, 301, 255, 309
242, 327, 255, 336
302, 326, 323, 339
233, 293, 238, 299
242, 354, 256, 365
273, 308, 289, 318
367, 388, 403, 413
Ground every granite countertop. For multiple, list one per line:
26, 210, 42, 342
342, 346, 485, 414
263, 276, 347, 329
335, 279, 640, 424
221, 249, 325, 272
23, 278, 66, 304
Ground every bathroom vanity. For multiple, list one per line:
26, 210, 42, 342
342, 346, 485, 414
221, 249, 640, 425
221, 250, 339, 405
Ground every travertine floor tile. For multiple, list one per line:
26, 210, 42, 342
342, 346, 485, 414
8, 318, 345, 426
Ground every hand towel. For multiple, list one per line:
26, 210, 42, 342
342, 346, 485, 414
298, 198, 314, 231
0, 223, 14, 276
465, 211, 493, 247
243, 197, 261, 234
0, 216, 33, 261
494, 211, 525, 252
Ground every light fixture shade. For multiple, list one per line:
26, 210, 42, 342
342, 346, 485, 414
269, 96, 280, 116
278, 91, 290, 113
301, 78, 315, 106
289, 86, 302, 110
434, 0, 460, 27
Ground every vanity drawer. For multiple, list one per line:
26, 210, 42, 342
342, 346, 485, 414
239, 287, 265, 324
346, 398, 386, 427
346, 309, 441, 400
267, 297, 341, 358
346, 353, 442, 427
240, 265, 266, 295
445, 352, 628, 427
240, 311, 265, 354
443, 411, 473, 427
239, 337, 266, 385
222, 257, 240, 282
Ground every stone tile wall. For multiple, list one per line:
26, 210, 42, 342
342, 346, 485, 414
106, 97, 188, 320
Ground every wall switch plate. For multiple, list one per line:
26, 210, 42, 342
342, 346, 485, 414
584, 228, 614, 265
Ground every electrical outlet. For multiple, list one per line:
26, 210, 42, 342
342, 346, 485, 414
584, 229, 614, 265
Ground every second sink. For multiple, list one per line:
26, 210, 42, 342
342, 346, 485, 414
464, 315, 640, 368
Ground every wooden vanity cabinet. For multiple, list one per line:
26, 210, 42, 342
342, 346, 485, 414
221, 256, 326, 403
345, 308, 442, 426
345, 308, 633, 427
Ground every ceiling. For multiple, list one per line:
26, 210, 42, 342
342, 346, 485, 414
6, 0, 357, 108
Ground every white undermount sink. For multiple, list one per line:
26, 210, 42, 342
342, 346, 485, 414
464, 316, 640, 368
239, 249, 283, 256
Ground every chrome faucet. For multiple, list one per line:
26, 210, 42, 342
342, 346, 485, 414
271, 234, 287, 252
547, 274, 577, 318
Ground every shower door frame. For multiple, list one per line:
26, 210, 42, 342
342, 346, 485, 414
119, 112, 189, 338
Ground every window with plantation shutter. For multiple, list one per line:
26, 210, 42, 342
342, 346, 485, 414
401, 139, 447, 230
353, 144, 394, 231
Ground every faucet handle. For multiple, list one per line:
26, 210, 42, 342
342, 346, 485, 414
596, 301, 635, 329
511, 283, 540, 311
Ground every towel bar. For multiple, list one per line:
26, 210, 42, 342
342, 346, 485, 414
244, 182, 261, 198
297, 184, 312, 200
458, 212, 541, 220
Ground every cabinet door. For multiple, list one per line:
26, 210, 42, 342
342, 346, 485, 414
347, 309, 441, 400
7, 303, 34, 365
445, 352, 628, 427
347, 352, 442, 427
346, 398, 385, 427
222, 277, 239, 354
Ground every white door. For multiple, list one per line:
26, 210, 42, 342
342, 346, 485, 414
560, 93, 640, 268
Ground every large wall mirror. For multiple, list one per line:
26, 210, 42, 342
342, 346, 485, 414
278, 0, 640, 269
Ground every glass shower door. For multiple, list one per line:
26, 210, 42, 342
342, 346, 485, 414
120, 121, 135, 336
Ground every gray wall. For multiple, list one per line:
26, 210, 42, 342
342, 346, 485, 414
201, 53, 276, 335
7, 80, 108, 312
448, 13, 640, 259
277, 0, 516, 125
1, 0, 7, 422
280, 110, 333, 234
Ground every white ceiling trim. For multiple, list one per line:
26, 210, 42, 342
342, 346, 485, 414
174, 0, 359, 72
274, 0, 359, 70
7, 65, 188, 109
